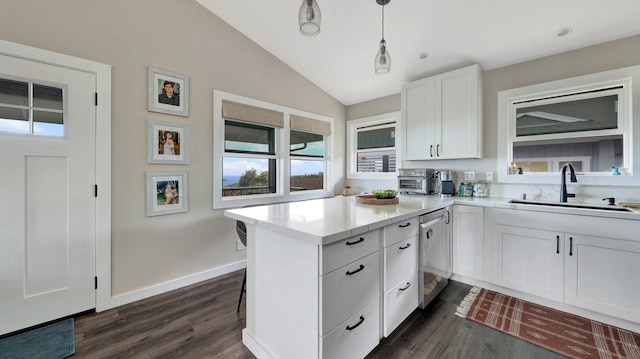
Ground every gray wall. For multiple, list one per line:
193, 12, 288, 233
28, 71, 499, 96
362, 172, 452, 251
0, 0, 345, 296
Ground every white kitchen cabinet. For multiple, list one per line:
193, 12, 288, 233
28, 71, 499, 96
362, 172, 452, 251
486, 208, 640, 325
564, 233, 640, 323
401, 64, 482, 160
452, 205, 484, 280
491, 224, 564, 302
382, 218, 419, 336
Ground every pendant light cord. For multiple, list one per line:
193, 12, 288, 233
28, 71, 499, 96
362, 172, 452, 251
381, 5, 385, 41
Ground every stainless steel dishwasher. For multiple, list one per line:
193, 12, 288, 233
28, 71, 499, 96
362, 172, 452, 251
419, 206, 452, 309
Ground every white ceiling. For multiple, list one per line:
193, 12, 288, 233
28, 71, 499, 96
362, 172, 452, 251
196, 0, 640, 106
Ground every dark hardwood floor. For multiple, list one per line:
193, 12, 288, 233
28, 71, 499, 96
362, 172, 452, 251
74, 270, 565, 358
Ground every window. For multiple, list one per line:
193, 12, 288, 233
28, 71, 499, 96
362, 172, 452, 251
0, 77, 65, 136
497, 65, 640, 186
347, 111, 399, 180
213, 91, 333, 209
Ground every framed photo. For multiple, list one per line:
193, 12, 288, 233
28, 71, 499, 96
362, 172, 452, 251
148, 66, 189, 117
146, 172, 189, 216
148, 119, 189, 164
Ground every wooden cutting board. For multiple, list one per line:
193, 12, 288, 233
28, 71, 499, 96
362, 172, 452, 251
618, 202, 640, 209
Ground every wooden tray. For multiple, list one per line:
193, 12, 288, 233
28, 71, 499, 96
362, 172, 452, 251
618, 202, 640, 209
355, 195, 399, 205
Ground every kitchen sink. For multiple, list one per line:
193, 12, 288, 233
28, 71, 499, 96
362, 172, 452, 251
509, 199, 633, 212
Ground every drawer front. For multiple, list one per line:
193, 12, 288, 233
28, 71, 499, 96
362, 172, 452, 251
384, 218, 419, 247
321, 299, 380, 359
321, 252, 380, 335
384, 235, 418, 290
322, 230, 380, 275
384, 272, 419, 337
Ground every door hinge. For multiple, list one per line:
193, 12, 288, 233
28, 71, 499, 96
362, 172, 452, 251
94, 184, 98, 197
95, 276, 98, 290
95, 92, 98, 106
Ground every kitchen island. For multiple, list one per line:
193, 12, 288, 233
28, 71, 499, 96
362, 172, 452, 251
224, 195, 453, 359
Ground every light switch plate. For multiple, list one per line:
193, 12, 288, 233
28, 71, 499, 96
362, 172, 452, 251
486, 171, 494, 181
464, 171, 475, 181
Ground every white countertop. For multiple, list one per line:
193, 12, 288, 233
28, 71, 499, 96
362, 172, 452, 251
224, 194, 640, 245
224, 195, 454, 245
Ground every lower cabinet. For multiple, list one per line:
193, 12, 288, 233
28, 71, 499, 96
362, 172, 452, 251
321, 300, 380, 359
452, 205, 484, 280
487, 208, 640, 324
564, 233, 640, 323
491, 224, 564, 302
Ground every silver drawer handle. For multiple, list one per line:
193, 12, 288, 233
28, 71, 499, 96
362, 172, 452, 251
399, 282, 411, 291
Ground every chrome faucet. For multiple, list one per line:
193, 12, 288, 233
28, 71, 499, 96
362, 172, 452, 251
560, 163, 577, 202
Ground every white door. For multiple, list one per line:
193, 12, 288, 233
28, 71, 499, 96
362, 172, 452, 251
0, 54, 96, 335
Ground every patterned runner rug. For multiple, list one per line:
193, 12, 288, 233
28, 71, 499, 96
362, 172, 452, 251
455, 287, 640, 359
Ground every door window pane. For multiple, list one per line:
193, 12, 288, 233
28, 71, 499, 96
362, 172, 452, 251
33, 84, 63, 110
290, 159, 324, 191
0, 79, 28, 106
290, 130, 324, 157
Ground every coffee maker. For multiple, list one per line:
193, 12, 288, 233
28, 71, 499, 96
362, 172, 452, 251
432, 171, 456, 197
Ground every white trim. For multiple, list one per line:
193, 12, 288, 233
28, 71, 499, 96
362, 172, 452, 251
213, 90, 334, 209
0, 39, 113, 313
105, 260, 246, 309
346, 111, 400, 180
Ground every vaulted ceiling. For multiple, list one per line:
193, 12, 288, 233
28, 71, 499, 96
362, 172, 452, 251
197, 0, 640, 106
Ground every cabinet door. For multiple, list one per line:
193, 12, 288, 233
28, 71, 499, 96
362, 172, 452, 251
401, 77, 435, 160
384, 235, 417, 290
435, 64, 482, 159
492, 224, 564, 301
452, 205, 484, 280
565, 234, 640, 323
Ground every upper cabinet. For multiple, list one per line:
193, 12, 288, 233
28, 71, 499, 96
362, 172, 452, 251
401, 64, 483, 160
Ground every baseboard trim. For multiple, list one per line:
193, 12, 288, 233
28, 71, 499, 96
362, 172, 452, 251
98, 260, 246, 311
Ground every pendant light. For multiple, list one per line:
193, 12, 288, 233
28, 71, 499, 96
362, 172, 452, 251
299, 0, 321, 37
374, 0, 391, 74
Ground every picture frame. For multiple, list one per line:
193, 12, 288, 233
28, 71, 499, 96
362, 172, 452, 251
146, 172, 189, 216
148, 119, 189, 164
148, 66, 189, 117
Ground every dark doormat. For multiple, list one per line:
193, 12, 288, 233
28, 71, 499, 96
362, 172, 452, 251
0, 318, 75, 359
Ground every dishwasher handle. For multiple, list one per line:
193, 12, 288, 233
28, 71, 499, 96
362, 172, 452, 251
420, 216, 444, 229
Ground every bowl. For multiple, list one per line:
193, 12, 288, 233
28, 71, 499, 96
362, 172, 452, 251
372, 189, 398, 199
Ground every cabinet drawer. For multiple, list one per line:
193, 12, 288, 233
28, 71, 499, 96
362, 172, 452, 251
321, 230, 380, 275
321, 252, 380, 335
384, 235, 418, 290
384, 272, 419, 337
321, 299, 380, 359
384, 218, 419, 247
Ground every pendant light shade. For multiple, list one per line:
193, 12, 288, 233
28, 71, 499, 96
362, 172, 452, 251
299, 0, 321, 37
374, 0, 391, 75
375, 39, 390, 74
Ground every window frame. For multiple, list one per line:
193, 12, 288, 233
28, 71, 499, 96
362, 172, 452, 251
347, 111, 400, 180
213, 90, 333, 209
497, 65, 640, 186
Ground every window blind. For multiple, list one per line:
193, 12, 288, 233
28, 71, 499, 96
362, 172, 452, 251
222, 100, 284, 128
290, 114, 331, 135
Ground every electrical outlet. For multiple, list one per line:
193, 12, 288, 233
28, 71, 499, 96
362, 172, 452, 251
486, 171, 494, 181
237, 239, 246, 251
464, 171, 475, 181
